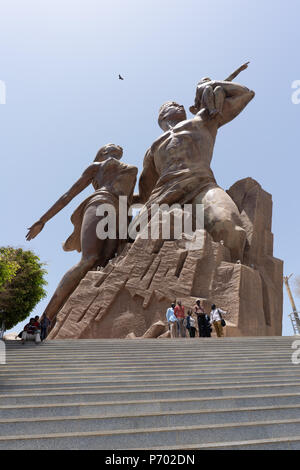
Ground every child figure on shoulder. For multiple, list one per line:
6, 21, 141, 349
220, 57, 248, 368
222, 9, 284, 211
189, 62, 250, 118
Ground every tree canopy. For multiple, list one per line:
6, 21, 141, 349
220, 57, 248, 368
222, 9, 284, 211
0, 248, 19, 291
0, 247, 47, 330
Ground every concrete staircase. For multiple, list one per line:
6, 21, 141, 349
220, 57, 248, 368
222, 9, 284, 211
1, 336, 300, 450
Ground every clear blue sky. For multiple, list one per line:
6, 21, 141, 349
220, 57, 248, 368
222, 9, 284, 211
1, 0, 299, 335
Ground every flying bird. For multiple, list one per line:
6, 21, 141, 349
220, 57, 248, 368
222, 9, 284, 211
118, 74, 124, 80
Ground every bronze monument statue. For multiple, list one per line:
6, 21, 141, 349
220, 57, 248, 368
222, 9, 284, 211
26, 63, 284, 339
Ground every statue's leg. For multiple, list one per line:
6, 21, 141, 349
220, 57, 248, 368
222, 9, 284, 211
43, 204, 115, 321
193, 186, 246, 261
214, 86, 226, 115
202, 85, 217, 116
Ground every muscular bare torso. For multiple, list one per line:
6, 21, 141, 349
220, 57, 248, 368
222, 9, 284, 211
151, 117, 217, 179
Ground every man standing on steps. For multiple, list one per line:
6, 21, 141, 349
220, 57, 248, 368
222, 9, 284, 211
166, 302, 178, 338
174, 300, 186, 338
40, 315, 51, 341
210, 304, 228, 338
194, 300, 212, 337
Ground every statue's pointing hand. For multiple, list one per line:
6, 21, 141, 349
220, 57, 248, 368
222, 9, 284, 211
240, 61, 250, 71
26, 221, 45, 241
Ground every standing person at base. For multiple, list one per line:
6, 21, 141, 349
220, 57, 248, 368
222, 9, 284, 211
204, 313, 212, 338
174, 300, 186, 338
165, 303, 178, 338
210, 304, 228, 338
194, 300, 211, 337
186, 310, 196, 338
40, 315, 51, 341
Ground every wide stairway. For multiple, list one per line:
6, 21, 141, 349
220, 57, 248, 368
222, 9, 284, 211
1, 337, 300, 450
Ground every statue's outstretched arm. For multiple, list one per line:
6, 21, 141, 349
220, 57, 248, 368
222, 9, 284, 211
224, 62, 250, 82
133, 149, 159, 205
26, 164, 97, 241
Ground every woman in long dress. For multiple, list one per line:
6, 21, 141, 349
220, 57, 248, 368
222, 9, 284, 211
26, 143, 137, 323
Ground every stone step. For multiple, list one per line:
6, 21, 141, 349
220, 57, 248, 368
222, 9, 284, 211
1, 418, 300, 449
0, 404, 299, 437
5, 346, 295, 355
6, 347, 295, 354
2, 367, 299, 384
1, 392, 300, 419
6, 336, 296, 342
5, 350, 294, 358
2, 382, 300, 406
6, 341, 294, 348
202, 436, 300, 450
2, 374, 300, 392
2, 370, 300, 387
147, 436, 300, 450
5, 341, 297, 352
6, 342, 293, 358
1, 361, 297, 376
5, 351, 294, 361
2, 337, 299, 449
6, 346, 294, 353
6, 336, 295, 343
5, 355, 295, 366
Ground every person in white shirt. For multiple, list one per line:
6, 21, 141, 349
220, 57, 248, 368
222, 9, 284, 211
210, 304, 228, 337
165, 303, 178, 338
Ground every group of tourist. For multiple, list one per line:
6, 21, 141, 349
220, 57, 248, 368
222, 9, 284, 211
18, 302, 226, 343
166, 299, 228, 338
19, 315, 51, 344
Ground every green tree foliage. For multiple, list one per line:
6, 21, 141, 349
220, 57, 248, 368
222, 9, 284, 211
0, 248, 19, 291
0, 247, 47, 330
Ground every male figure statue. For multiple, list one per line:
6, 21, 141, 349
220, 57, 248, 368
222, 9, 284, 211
134, 76, 255, 261
26, 144, 137, 322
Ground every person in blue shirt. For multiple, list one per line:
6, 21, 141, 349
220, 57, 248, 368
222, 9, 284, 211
166, 303, 178, 338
